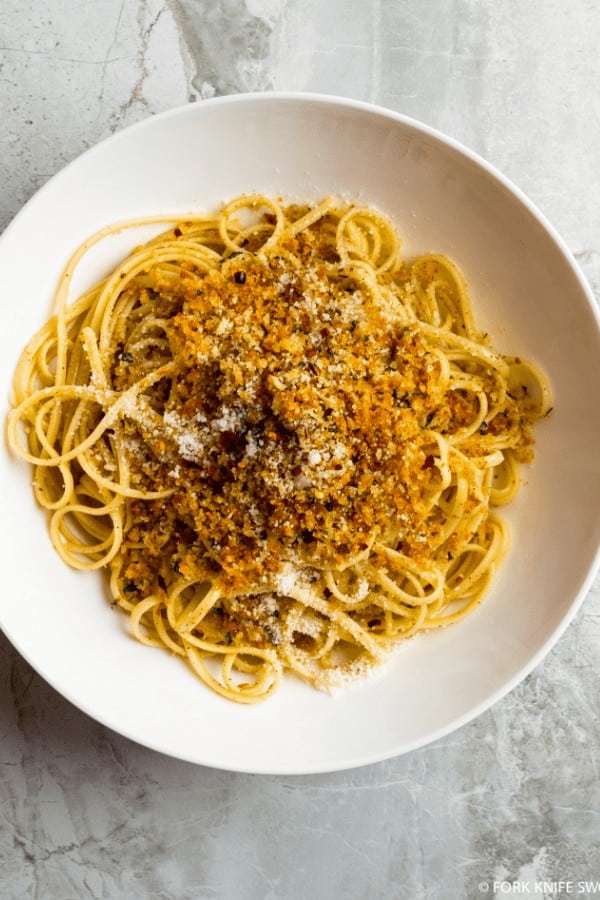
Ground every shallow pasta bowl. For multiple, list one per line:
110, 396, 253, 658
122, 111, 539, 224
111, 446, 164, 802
1, 93, 599, 774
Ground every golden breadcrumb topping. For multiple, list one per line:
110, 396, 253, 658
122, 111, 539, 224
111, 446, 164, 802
110, 211, 535, 604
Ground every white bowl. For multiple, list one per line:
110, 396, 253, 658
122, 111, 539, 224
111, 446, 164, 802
1, 94, 599, 774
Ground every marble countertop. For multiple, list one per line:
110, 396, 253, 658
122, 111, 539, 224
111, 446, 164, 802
1, 2, 599, 898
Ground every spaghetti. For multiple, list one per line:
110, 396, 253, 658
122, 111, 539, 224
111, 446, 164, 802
8, 195, 551, 703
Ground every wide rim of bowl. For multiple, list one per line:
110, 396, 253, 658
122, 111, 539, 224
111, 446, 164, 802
1, 91, 599, 774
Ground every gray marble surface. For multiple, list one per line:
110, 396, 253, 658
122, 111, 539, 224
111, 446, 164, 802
1, 2, 599, 898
